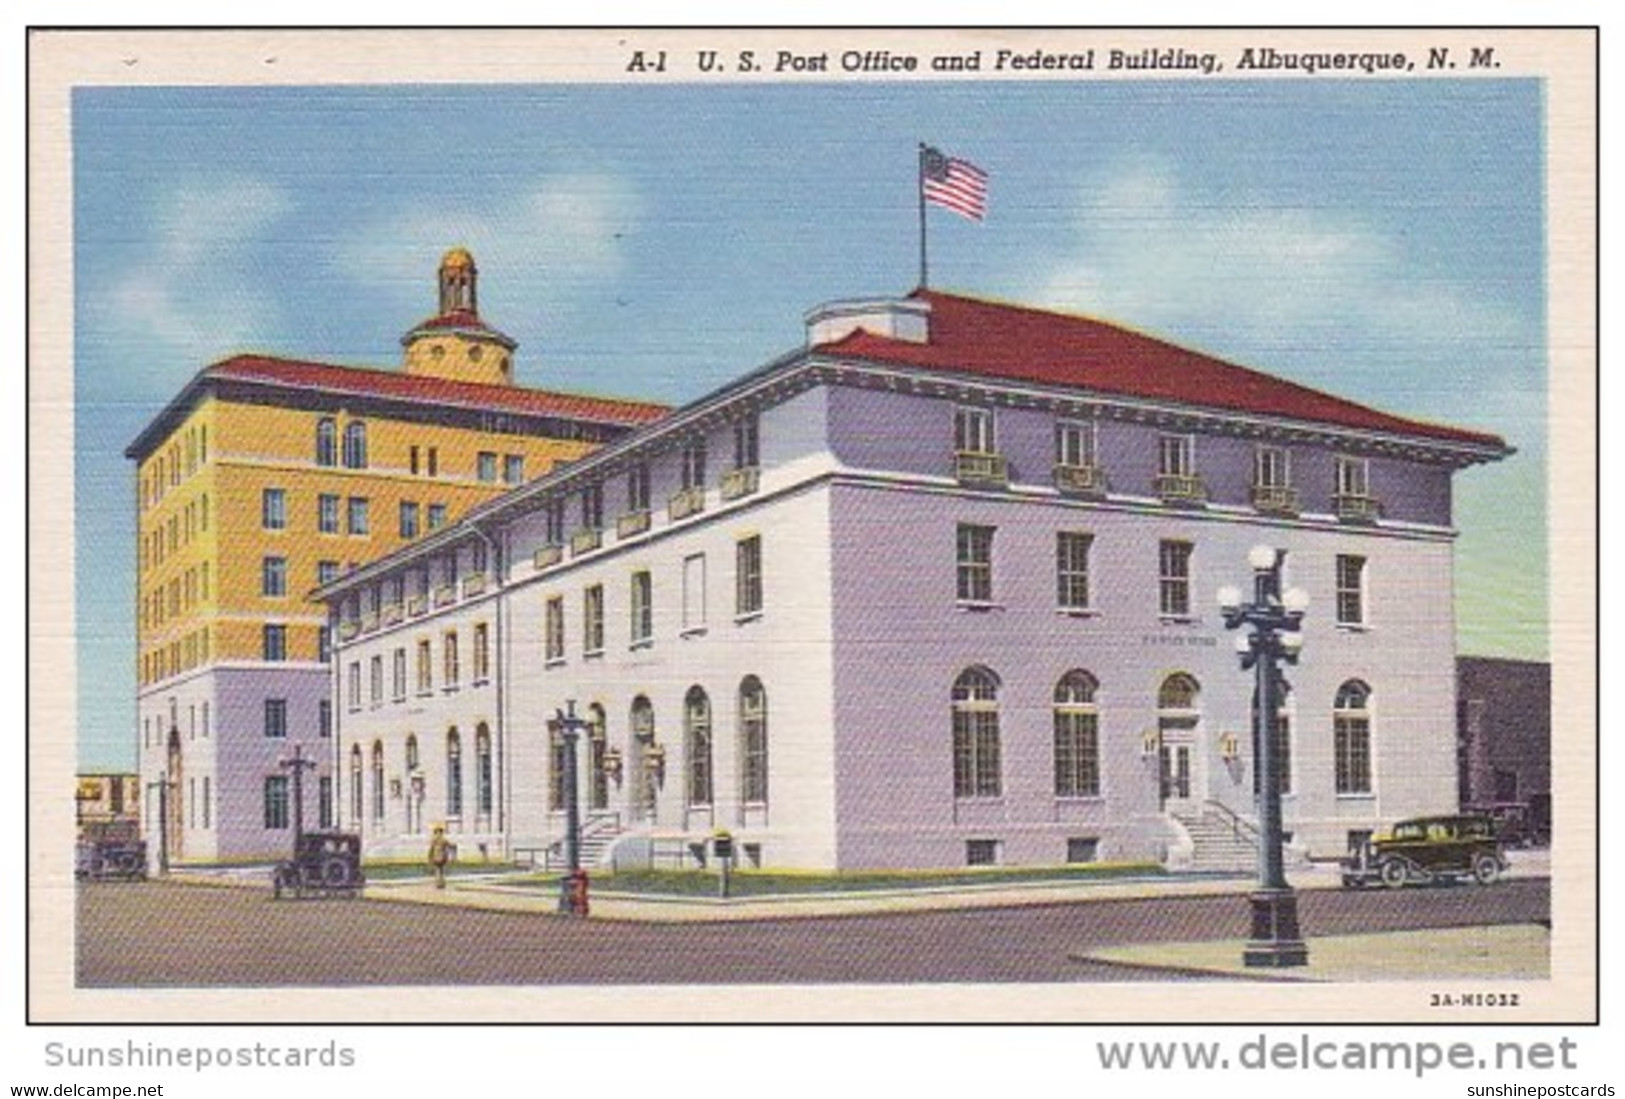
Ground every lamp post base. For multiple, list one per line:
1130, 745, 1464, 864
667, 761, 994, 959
1244, 888, 1309, 968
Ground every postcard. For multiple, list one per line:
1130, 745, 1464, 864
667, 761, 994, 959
26, 26, 1597, 1044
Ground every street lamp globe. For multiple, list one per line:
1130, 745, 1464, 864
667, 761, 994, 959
1283, 587, 1311, 615
1216, 584, 1243, 612
1233, 633, 1253, 656
1279, 631, 1305, 658
1248, 544, 1278, 571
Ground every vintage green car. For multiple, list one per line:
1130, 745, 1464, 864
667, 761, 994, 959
1342, 814, 1508, 888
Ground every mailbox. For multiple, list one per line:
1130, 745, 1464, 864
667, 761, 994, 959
712, 830, 735, 860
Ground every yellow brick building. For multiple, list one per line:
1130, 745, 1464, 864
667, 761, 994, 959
126, 250, 667, 862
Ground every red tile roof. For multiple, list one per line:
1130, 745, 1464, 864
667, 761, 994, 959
208, 354, 670, 426
403, 309, 517, 347
815, 290, 1505, 449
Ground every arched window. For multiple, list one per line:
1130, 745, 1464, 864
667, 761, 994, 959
343, 421, 368, 470
446, 728, 463, 818
475, 723, 493, 818
1054, 670, 1100, 798
739, 677, 768, 806
405, 734, 421, 834
349, 744, 363, 823
952, 667, 1002, 798
1157, 673, 1201, 711
1334, 680, 1373, 795
587, 704, 609, 812
316, 418, 337, 467
685, 687, 713, 808
371, 741, 385, 822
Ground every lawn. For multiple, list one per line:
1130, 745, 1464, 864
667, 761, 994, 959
502, 862, 1166, 897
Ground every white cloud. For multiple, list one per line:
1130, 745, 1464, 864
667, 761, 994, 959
332, 173, 645, 331
88, 177, 292, 388
1028, 156, 1529, 370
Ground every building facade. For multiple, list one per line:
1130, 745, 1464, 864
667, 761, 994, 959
1457, 656, 1551, 842
322, 290, 1509, 871
126, 251, 667, 863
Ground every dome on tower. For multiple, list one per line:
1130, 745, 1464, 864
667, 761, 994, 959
441, 246, 475, 271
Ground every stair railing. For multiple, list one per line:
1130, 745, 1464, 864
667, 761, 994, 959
1202, 799, 1261, 848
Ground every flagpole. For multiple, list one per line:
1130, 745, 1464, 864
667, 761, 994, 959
917, 143, 929, 289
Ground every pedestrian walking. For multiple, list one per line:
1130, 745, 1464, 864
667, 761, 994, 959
428, 825, 451, 889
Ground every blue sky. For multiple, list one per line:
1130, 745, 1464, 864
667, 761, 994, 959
73, 80, 1547, 770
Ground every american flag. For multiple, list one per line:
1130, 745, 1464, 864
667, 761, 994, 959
920, 147, 988, 221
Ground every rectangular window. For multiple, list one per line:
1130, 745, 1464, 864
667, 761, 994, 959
736, 536, 763, 617
682, 554, 707, 631
734, 414, 760, 468
630, 570, 653, 645
427, 503, 447, 531
202, 776, 212, 829
346, 497, 370, 536
681, 439, 707, 491
954, 406, 995, 454
370, 655, 384, 706
1159, 540, 1193, 618
583, 585, 605, 655
262, 624, 287, 661
1066, 837, 1099, 864
477, 452, 498, 482
318, 494, 340, 534
581, 483, 604, 530
965, 839, 1001, 866
318, 698, 332, 739
1054, 709, 1099, 798
392, 647, 407, 700
264, 776, 290, 830
1158, 434, 1194, 477
503, 454, 525, 485
1335, 714, 1372, 795
317, 625, 331, 663
262, 488, 286, 530
628, 464, 651, 513
1056, 532, 1092, 611
545, 597, 565, 662
473, 622, 489, 681
1055, 421, 1096, 467
317, 560, 341, 587
416, 639, 432, 694
443, 631, 460, 688
544, 499, 566, 544
318, 776, 334, 829
410, 445, 420, 475
1336, 555, 1367, 626
263, 698, 287, 739
956, 524, 995, 603
347, 661, 361, 711
427, 447, 439, 477
1336, 456, 1370, 497
261, 556, 287, 598
400, 501, 420, 539
1255, 446, 1291, 488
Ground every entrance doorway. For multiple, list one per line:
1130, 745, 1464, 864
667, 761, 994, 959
1156, 673, 1203, 813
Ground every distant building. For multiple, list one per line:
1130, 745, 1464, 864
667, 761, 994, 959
1457, 656, 1551, 840
321, 289, 1510, 871
126, 250, 668, 863
75, 773, 140, 838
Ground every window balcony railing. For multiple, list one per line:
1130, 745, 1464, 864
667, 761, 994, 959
1053, 463, 1107, 496
533, 543, 564, 570
1251, 484, 1301, 516
462, 574, 486, 598
381, 604, 403, 627
407, 595, 428, 618
338, 620, 361, 642
433, 584, 457, 608
668, 486, 707, 521
721, 466, 761, 501
616, 510, 651, 539
570, 528, 603, 557
1334, 493, 1382, 523
1153, 472, 1208, 504
955, 451, 1008, 486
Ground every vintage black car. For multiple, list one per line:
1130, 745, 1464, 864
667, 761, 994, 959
1342, 814, 1508, 888
76, 821, 148, 881
272, 831, 365, 899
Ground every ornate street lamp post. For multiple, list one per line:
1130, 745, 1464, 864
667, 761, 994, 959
1218, 545, 1310, 968
550, 701, 589, 916
278, 742, 318, 851
145, 769, 174, 876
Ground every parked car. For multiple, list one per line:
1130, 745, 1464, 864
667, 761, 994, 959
1463, 801, 1547, 848
75, 821, 148, 881
272, 831, 365, 899
1342, 814, 1507, 888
